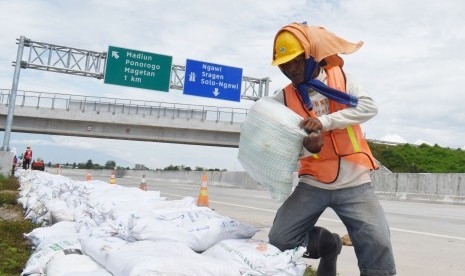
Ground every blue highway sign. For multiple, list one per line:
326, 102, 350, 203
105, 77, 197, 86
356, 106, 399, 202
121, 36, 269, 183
183, 59, 243, 102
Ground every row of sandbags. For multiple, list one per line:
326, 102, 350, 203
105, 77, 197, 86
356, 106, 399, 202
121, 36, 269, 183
16, 169, 306, 276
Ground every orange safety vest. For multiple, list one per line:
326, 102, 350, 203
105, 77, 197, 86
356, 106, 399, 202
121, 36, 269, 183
25, 149, 32, 159
283, 65, 378, 183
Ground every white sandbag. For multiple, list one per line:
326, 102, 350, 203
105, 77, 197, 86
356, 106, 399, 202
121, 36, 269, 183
103, 197, 197, 241
82, 186, 164, 228
109, 196, 196, 223
51, 209, 75, 223
202, 239, 307, 276
44, 254, 103, 276
21, 236, 82, 275
87, 186, 162, 212
24, 221, 78, 248
62, 269, 113, 276
106, 240, 240, 276
148, 196, 197, 214
45, 199, 75, 223
80, 236, 129, 267
130, 207, 257, 252
238, 97, 307, 201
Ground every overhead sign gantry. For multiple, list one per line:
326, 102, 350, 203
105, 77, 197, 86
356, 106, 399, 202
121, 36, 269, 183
10, 37, 270, 100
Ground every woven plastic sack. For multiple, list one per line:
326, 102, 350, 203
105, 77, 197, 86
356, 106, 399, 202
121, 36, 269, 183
238, 97, 306, 201
202, 239, 307, 276
129, 207, 257, 252
105, 240, 240, 276
44, 254, 105, 276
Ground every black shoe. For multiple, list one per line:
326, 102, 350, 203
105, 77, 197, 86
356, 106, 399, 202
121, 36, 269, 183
303, 227, 342, 276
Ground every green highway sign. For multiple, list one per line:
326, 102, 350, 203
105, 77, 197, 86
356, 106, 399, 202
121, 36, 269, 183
104, 46, 172, 92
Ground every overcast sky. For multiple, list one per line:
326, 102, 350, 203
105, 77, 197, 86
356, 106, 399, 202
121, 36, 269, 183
1, 0, 464, 170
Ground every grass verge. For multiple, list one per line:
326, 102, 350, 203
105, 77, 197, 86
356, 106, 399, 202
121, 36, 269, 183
304, 266, 317, 276
0, 174, 37, 276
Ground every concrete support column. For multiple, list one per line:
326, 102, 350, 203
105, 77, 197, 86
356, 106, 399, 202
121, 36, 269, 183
0, 151, 14, 176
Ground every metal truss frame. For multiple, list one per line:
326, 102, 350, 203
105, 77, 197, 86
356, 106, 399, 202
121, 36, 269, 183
18, 38, 106, 79
16, 37, 270, 100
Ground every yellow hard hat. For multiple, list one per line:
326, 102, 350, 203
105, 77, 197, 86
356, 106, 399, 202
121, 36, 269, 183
27, 145, 30, 148
272, 31, 304, 66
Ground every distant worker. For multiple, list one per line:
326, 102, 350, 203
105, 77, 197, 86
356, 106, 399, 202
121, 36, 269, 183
139, 174, 147, 191
12, 155, 17, 176
23, 145, 33, 169
267, 22, 396, 275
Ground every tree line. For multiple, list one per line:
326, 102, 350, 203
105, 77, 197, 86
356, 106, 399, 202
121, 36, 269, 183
43, 142, 465, 173
45, 160, 226, 171
158, 165, 226, 171
45, 160, 126, 170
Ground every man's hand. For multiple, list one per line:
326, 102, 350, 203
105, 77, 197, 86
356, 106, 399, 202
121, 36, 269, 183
299, 117, 323, 134
303, 131, 324, 153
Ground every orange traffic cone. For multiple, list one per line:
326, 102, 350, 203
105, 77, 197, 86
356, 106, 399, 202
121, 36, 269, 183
109, 170, 116, 184
139, 174, 147, 191
196, 174, 209, 207
86, 172, 91, 181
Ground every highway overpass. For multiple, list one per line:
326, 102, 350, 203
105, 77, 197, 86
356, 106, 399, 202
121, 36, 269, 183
0, 89, 246, 147
0, 89, 415, 149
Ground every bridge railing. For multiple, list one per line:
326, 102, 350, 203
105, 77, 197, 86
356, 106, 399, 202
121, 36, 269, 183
0, 89, 249, 124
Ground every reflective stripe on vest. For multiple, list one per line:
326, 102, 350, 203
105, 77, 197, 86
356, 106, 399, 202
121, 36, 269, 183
346, 125, 360, 152
283, 65, 378, 183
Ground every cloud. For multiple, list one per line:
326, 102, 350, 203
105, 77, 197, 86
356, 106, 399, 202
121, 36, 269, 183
379, 134, 407, 144
413, 139, 432, 146
2, 0, 465, 170
10, 138, 55, 146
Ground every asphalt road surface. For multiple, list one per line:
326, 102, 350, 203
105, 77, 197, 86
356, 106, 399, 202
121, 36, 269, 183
64, 172, 465, 276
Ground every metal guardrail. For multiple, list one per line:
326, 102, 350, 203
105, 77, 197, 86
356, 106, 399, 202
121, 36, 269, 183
0, 89, 249, 124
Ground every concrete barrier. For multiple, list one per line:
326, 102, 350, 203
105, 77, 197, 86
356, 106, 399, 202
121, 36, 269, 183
371, 173, 465, 205
58, 169, 465, 205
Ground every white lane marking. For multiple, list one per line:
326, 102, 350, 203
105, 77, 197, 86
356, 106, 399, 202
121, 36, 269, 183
209, 200, 277, 212
162, 193, 186, 197
162, 192, 465, 241
163, 192, 277, 212
389, 227, 465, 241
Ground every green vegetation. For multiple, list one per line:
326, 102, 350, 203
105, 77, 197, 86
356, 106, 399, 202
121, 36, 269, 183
0, 191, 17, 205
0, 175, 19, 190
304, 266, 317, 275
369, 142, 465, 173
46, 159, 131, 170
0, 218, 37, 275
160, 164, 227, 171
45, 159, 228, 172
0, 175, 37, 276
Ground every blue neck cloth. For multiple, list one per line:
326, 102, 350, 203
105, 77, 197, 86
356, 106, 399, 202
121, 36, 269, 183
294, 57, 358, 110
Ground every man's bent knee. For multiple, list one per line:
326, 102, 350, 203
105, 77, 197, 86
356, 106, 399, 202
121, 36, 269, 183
268, 229, 301, 251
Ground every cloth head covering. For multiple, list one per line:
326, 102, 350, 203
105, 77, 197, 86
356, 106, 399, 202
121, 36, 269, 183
273, 23, 363, 67
273, 23, 363, 110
